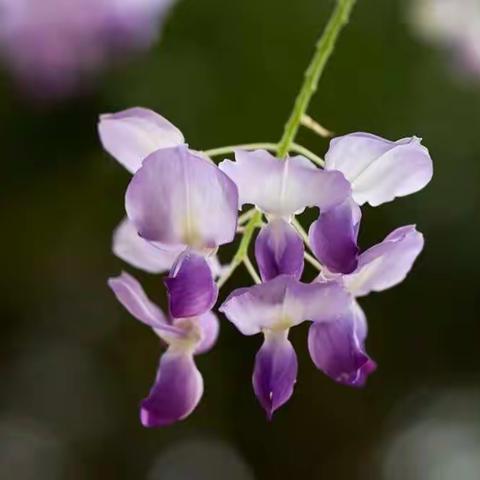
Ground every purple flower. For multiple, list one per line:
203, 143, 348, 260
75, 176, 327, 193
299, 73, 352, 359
308, 224, 424, 386
220, 149, 351, 217
312, 132, 432, 274
220, 275, 350, 417
325, 133, 433, 207
220, 149, 350, 279
0, 0, 176, 98
108, 271, 219, 427
255, 218, 304, 281
100, 108, 233, 280
126, 145, 238, 250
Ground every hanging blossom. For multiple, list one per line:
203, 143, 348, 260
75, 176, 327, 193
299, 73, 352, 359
109, 269, 219, 427
219, 133, 432, 417
0, 0, 176, 98
101, 107, 238, 425
99, 107, 227, 278
411, 0, 480, 78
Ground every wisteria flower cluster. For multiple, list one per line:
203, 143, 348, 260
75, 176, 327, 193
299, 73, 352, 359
100, 107, 432, 425
0, 0, 175, 98
100, 0, 433, 427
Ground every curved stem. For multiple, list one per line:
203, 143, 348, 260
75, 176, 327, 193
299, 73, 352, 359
217, 0, 357, 290
276, 0, 357, 158
203, 142, 324, 166
217, 210, 263, 289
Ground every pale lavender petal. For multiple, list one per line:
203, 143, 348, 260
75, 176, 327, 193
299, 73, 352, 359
112, 217, 184, 274
344, 225, 424, 297
325, 133, 433, 206
140, 350, 203, 428
165, 251, 218, 318
99, 107, 185, 173
252, 331, 298, 419
308, 301, 375, 387
126, 145, 238, 248
309, 198, 361, 274
193, 311, 220, 354
255, 219, 304, 281
219, 149, 350, 217
219, 275, 350, 336
108, 271, 166, 328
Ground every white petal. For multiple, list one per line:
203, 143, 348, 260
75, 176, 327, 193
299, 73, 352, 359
325, 133, 433, 206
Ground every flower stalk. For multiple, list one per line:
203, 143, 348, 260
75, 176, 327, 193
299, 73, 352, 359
276, 0, 357, 158
219, 0, 357, 287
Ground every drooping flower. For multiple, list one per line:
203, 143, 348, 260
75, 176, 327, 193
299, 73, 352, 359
0, 0, 176, 98
126, 144, 238, 250
312, 132, 432, 274
220, 275, 350, 417
308, 223, 424, 386
109, 270, 219, 427
411, 0, 480, 78
100, 108, 235, 280
220, 149, 351, 280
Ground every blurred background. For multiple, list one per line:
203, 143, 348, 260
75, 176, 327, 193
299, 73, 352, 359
1, 0, 480, 478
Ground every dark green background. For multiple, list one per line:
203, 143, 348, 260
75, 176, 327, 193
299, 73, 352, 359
1, 0, 480, 478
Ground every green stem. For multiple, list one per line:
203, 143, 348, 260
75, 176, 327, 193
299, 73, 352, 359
217, 0, 357, 289
276, 0, 357, 158
203, 142, 324, 166
217, 210, 263, 288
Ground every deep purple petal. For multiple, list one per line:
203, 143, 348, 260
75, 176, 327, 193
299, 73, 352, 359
325, 133, 433, 206
98, 107, 185, 173
308, 301, 375, 387
108, 272, 166, 328
219, 275, 350, 336
252, 331, 298, 419
165, 251, 218, 318
219, 149, 350, 217
255, 219, 304, 281
112, 217, 184, 274
140, 350, 203, 427
344, 225, 424, 297
126, 145, 238, 248
309, 198, 361, 274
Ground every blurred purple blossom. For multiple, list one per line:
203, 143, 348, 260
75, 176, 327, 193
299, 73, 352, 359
0, 0, 176, 98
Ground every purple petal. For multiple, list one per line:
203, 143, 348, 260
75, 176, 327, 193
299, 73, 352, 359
325, 133, 433, 206
126, 145, 238, 248
309, 198, 361, 274
190, 311, 220, 354
219, 275, 350, 336
219, 149, 350, 217
112, 218, 184, 274
165, 251, 218, 318
344, 225, 424, 297
98, 107, 185, 173
108, 272, 166, 328
308, 301, 375, 387
108, 272, 185, 339
252, 331, 298, 419
140, 350, 203, 427
255, 219, 304, 281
